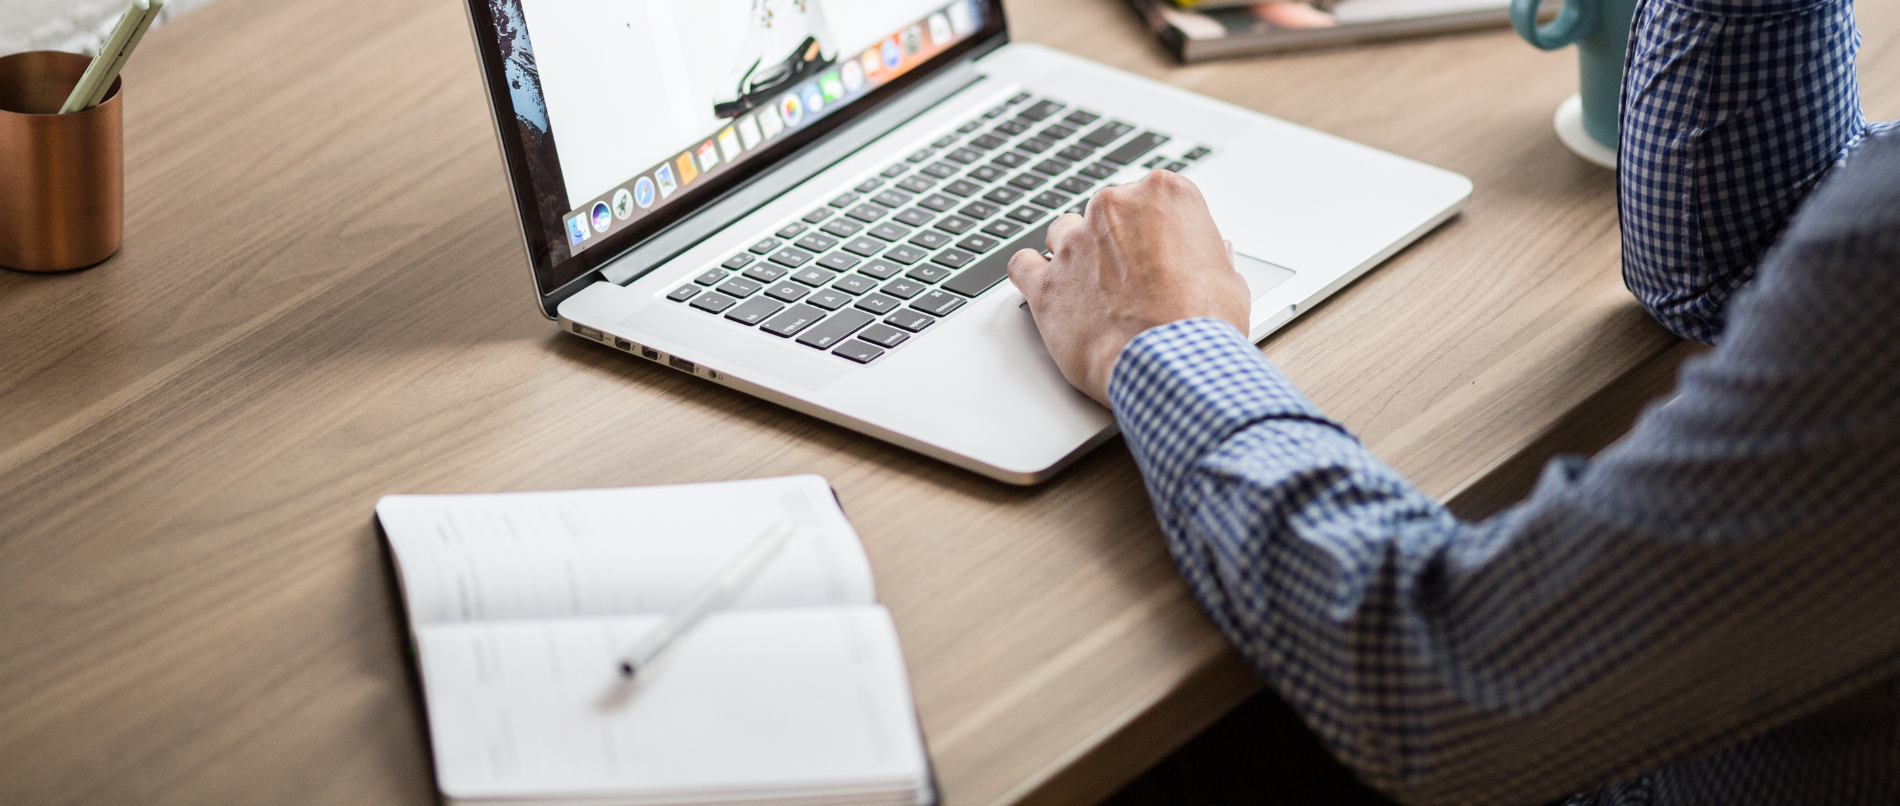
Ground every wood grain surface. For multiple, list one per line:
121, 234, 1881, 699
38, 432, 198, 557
3, 1, 1896, 805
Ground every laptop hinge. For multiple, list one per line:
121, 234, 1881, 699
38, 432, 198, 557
584, 55, 997, 290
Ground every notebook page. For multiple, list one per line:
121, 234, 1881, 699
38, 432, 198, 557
378, 475, 874, 625
417, 606, 929, 802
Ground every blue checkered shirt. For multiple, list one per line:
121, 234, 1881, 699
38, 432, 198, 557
1108, 3, 1900, 804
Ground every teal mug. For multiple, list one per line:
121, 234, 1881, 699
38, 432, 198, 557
1511, 0, 1639, 154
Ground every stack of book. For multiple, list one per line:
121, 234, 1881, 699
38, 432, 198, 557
1128, 0, 1517, 63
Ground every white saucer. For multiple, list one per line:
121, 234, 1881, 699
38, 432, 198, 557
1554, 94, 1617, 169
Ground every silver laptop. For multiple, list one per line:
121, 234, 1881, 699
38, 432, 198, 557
463, 0, 1471, 484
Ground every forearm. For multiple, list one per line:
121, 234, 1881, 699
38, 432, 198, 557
1111, 314, 1900, 804
1618, 0, 1872, 343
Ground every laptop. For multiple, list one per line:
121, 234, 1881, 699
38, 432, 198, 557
462, 0, 1471, 484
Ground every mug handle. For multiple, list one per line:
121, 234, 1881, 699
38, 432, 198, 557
1512, 0, 1597, 50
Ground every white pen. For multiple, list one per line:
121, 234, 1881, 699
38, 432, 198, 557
616, 520, 794, 679
83, 0, 165, 109
60, 0, 160, 114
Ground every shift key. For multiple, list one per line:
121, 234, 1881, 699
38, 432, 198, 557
1102, 131, 1170, 166
796, 309, 875, 349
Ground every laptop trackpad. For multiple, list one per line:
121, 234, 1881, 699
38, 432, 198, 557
1234, 253, 1296, 300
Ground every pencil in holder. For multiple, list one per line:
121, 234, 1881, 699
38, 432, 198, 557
0, 51, 124, 273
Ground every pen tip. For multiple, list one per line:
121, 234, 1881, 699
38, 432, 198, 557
619, 661, 636, 678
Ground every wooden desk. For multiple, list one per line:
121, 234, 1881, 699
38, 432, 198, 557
4, 2, 1896, 804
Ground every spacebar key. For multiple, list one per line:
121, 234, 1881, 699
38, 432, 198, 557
942, 217, 1055, 298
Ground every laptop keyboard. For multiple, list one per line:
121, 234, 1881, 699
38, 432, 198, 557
663, 91, 1212, 365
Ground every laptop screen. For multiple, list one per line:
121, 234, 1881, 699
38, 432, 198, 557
470, 0, 1007, 308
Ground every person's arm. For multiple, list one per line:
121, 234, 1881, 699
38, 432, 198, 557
1618, 0, 1889, 343
1010, 142, 1900, 804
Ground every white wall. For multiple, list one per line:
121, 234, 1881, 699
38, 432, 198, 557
0, 0, 217, 57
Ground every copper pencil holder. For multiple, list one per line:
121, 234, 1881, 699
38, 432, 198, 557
0, 51, 123, 273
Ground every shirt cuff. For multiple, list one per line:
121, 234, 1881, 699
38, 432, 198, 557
1107, 318, 1352, 507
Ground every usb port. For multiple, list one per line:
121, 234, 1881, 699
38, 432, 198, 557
573, 323, 603, 341
668, 356, 695, 372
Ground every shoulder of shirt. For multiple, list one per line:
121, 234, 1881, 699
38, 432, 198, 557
1783, 132, 1900, 247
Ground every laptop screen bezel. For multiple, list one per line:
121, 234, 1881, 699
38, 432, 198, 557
461, 0, 1013, 317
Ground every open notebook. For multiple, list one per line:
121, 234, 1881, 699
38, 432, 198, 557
376, 475, 934, 806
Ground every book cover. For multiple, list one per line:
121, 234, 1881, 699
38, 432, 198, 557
1130, 0, 1518, 63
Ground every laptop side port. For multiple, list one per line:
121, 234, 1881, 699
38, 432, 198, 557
668, 356, 695, 373
641, 346, 660, 361
572, 323, 604, 341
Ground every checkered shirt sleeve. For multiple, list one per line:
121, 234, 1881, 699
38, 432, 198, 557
1618, 0, 1897, 344
1110, 134, 1900, 806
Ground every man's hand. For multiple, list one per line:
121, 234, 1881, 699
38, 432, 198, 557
1007, 170, 1250, 404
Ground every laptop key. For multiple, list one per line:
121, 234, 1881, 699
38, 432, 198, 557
669, 285, 701, 302
1008, 173, 1047, 191
907, 149, 934, 163
722, 254, 755, 270
907, 264, 953, 283
855, 177, 884, 193
1007, 91, 1032, 104
768, 247, 813, 267
884, 309, 936, 332
1063, 110, 1101, 126
1018, 100, 1065, 121
832, 340, 885, 364
958, 234, 1001, 253
750, 238, 782, 254
843, 237, 885, 257
917, 194, 959, 212
1081, 121, 1136, 147
873, 190, 914, 208
881, 163, 909, 177
994, 119, 1029, 136
958, 120, 984, 133
846, 204, 888, 222
968, 164, 1006, 183
818, 252, 861, 272
857, 324, 910, 349
689, 291, 737, 313
1184, 146, 1212, 160
921, 162, 959, 179
717, 277, 762, 297
869, 222, 912, 241
1143, 155, 1167, 169
946, 148, 983, 164
794, 233, 839, 252
931, 134, 959, 149
1103, 132, 1171, 165
1080, 162, 1117, 180
725, 296, 784, 325
885, 245, 929, 264
970, 133, 1007, 150
1033, 158, 1073, 176
1014, 138, 1053, 154
801, 208, 832, 223
1031, 191, 1072, 209
1039, 123, 1077, 141
992, 151, 1029, 168
897, 175, 936, 193
694, 269, 728, 286
944, 215, 1056, 298
820, 218, 864, 238
796, 309, 874, 349
1057, 145, 1095, 162
933, 215, 976, 235
1165, 161, 1189, 172
982, 105, 1008, 118
910, 230, 952, 249
882, 278, 926, 299
931, 249, 976, 269
1055, 176, 1096, 195
761, 303, 826, 337
894, 208, 935, 227
807, 289, 851, 310
859, 258, 905, 280
765, 281, 808, 302
960, 201, 1001, 219
1007, 206, 1045, 224
943, 179, 984, 197
984, 187, 1024, 205
792, 266, 839, 286
833, 274, 878, 295
981, 220, 1023, 239
743, 263, 788, 283
854, 292, 902, 315
911, 289, 967, 316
